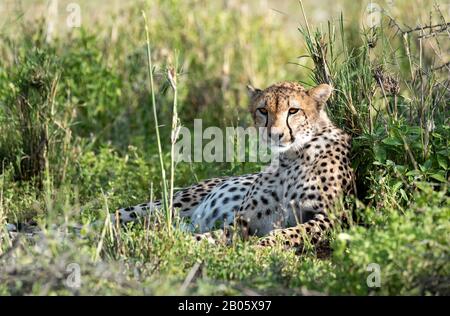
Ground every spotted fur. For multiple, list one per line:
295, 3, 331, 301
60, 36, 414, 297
115, 81, 354, 251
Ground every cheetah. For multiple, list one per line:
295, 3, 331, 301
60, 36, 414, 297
112, 81, 354, 250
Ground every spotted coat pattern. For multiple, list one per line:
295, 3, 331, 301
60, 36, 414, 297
114, 81, 354, 251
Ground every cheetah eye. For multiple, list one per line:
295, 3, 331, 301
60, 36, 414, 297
258, 108, 268, 115
288, 108, 300, 115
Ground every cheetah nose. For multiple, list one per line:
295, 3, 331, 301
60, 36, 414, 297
268, 132, 284, 140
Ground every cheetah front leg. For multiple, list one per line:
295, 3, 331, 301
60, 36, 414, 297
193, 215, 251, 245
258, 213, 334, 251
193, 227, 233, 245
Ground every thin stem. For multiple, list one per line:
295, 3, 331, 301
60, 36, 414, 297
142, 11, 169, 217
168, 55, 179, 228
299, 0, 311, 39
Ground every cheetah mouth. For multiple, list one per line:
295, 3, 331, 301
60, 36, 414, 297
277, 139, 295, 148
265, 136, 296, 152
271, 142, 293, 152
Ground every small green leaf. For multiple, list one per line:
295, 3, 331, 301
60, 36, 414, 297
374, 144, 387, 162
399, 189, 408, 201
382, 137, 402, 146
420, 160, 432, 172
406, 170, 421, 177
429, 173, 447, 183
416, 181, 432, 191
437, 155, 448, 170
393, 181, 402, 192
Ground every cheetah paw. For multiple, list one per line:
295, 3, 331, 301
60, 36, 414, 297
194, 233, 218, 245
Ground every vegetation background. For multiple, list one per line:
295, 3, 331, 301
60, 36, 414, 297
0, 0, 448, 295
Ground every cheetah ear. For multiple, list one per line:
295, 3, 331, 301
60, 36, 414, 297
308, 84, 333, 106
247, 84, 262, 99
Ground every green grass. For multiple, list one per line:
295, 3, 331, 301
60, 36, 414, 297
0, 0, 449, 295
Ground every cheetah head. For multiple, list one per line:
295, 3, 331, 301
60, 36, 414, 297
247, 81, 332, 152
